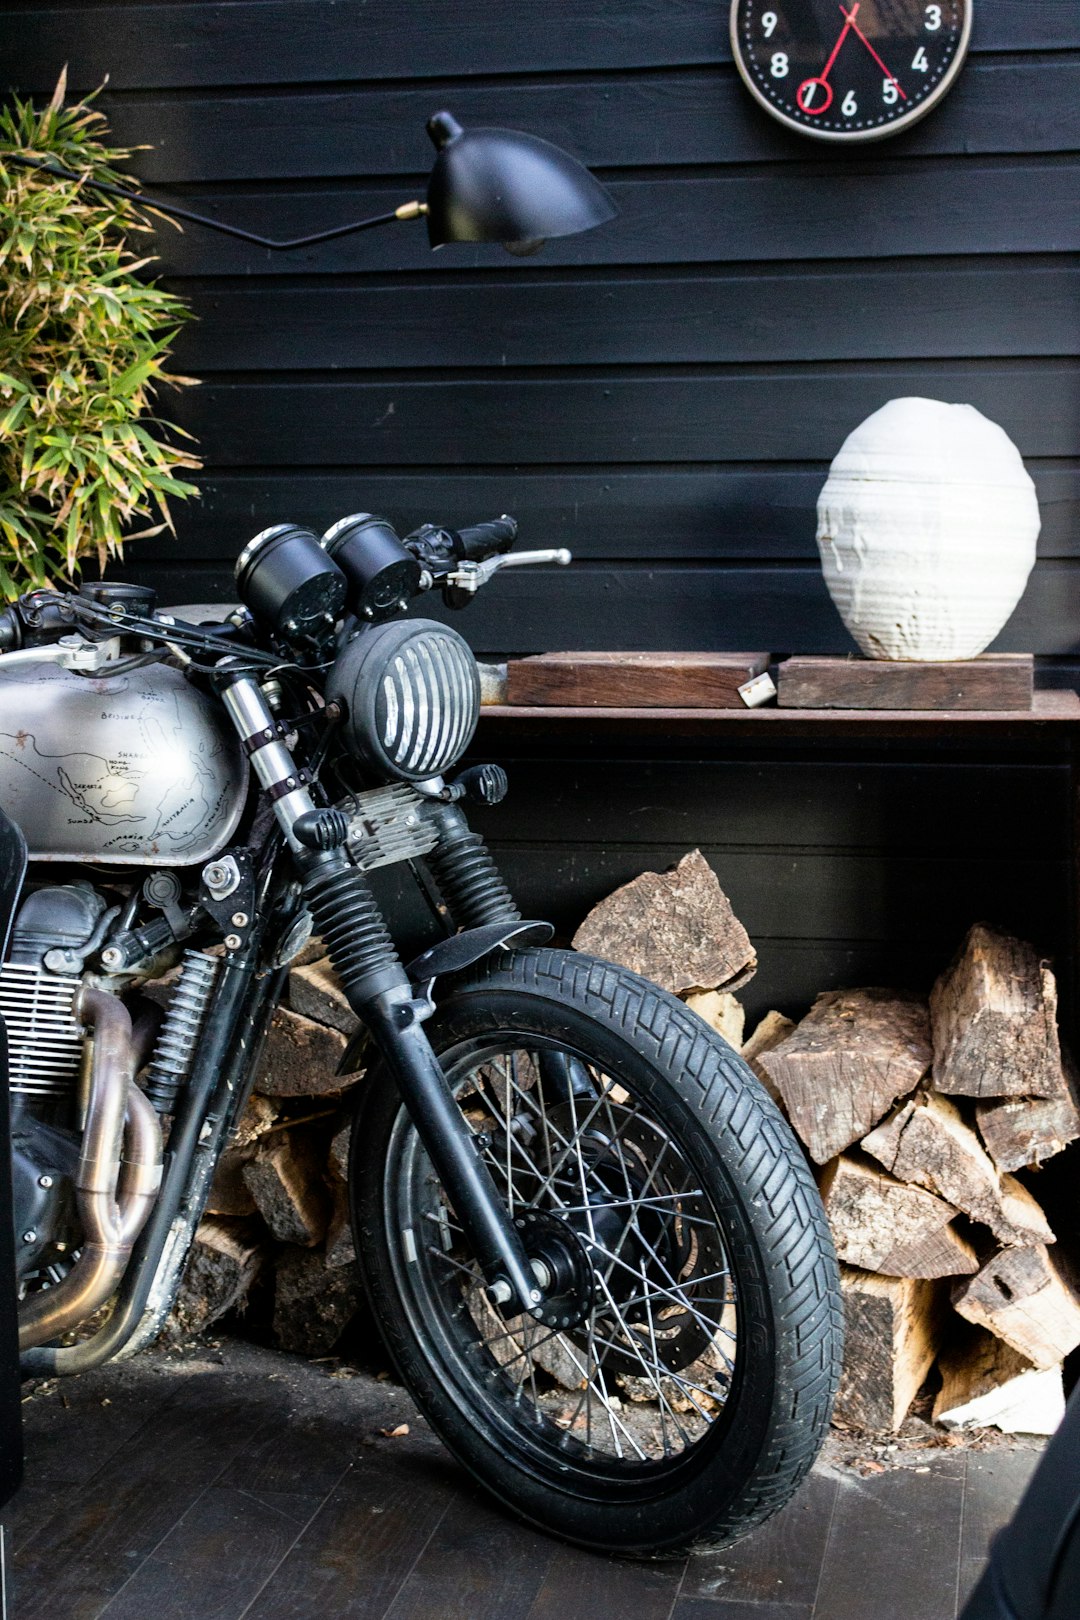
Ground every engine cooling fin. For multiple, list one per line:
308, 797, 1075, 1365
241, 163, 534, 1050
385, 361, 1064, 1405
0, 962, 83, 1098
340, 782, 439, 871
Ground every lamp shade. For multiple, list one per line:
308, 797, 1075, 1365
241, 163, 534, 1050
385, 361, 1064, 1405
425, 110, 617, 252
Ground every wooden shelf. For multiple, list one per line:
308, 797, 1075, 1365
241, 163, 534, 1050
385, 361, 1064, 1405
479, 688, 1080, 739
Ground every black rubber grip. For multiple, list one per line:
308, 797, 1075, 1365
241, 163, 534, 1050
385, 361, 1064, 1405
452, 515, 518, 562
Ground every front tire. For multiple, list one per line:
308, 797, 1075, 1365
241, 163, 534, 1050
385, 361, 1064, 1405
351, 948, 841, 1556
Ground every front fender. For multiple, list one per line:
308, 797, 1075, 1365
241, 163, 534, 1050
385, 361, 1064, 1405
335, 918, 553, 1076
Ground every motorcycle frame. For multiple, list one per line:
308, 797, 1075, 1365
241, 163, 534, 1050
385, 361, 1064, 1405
12, 749, 559, 1374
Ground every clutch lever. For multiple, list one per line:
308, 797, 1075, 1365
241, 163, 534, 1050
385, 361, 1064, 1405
443, 547, 572, 595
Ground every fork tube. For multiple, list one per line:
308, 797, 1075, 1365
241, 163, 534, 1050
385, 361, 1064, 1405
361, 985, 543, 1316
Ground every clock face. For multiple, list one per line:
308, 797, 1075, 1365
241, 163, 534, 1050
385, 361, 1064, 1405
730, 0, 972, 142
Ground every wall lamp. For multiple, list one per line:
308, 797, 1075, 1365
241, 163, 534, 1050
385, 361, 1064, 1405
4, 109, 617, 255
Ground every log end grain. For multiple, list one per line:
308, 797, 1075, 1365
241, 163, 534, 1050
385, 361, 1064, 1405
257, 1005, 362, 1098
834, 1266, 947, 1431
572, 848, 756, 995
760, 988, 931, 1164
931, 925, 1063, 1100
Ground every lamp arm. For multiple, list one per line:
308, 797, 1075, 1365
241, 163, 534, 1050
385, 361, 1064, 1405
2, 152, 426, 250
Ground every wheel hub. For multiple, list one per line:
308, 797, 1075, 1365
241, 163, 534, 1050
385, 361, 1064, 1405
514, 1207, 595, 1331
539, 1104, 730, 1376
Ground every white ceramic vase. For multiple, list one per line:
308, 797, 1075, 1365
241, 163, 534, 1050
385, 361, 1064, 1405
815, 397, 1040, 661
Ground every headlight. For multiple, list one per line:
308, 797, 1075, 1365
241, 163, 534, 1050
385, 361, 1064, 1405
327, 619, 481, 782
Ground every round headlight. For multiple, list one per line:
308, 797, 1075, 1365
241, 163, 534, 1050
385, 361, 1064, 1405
326, 619, 481, 783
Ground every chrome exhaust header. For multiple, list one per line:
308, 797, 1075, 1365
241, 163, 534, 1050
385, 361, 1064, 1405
18, 988, 163, 1352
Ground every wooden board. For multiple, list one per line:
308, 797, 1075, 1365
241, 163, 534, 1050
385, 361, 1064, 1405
778, 655, 1034, 712
174, 266, 1080, 374
506, 651, 769, 708
170, 370, 1080, 464
95, 62, 1080, 185
7, 2, 1076, 92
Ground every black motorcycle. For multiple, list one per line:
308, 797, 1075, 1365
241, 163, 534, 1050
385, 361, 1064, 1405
0, 513, 841, 1555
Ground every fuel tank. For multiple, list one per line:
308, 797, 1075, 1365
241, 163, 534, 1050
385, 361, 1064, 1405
0, 654, 247, 864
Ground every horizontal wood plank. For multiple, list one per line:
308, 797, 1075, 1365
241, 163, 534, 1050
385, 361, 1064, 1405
5, 2, 1074, 92
171, 261, 1080, 372
506, 650, 769, 707
471, 844, 1068, 948
777, 654, 1035, 711
120, 560, 1080, 657
162, 464, 1080, 563
140, 164, 1080, 276
465, 758, 1069, 854
99, 59, 1080, 185
169, 364, 1080, 466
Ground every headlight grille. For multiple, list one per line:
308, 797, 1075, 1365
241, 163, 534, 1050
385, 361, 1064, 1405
380, 631, 478, 776
328, 619, 481, 783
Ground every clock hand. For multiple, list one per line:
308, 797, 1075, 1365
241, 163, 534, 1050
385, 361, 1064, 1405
819, 0, 860, 84
839, 4, 909, 99
796, 1, 859, 114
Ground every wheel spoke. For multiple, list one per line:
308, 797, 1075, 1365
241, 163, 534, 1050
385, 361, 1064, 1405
408, 1036, 739, 1468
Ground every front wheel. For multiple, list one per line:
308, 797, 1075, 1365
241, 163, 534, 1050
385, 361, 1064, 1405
350, 948, 842, 1556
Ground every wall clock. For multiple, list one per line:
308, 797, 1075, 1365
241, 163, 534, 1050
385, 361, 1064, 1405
729, 1, 973, 142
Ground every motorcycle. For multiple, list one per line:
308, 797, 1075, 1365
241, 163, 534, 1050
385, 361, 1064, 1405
0, 512, 841, 1556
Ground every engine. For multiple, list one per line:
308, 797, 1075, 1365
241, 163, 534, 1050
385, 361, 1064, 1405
4, 884, 112, 1286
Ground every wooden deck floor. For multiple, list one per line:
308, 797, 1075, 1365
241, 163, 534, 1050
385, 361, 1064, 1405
3, 1337, 1039, 1620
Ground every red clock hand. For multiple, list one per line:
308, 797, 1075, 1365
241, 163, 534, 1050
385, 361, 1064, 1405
820, 1, 859, 83
840, 4, 909, 99
796, 1, 859, 115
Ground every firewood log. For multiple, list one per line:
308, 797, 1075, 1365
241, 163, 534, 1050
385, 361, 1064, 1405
932, 1326, 1064, 1435
683, 989, 745, 1047
167, 1217, 266, 1343
819, 1154, 977, 1278
833, 1267, 947, 1431
861, 1092, 1054, 1247
242, 1131, 331, 1247
571, 849, 756, 994
756, 988, 931, 1163
273, 1245, 363, 1357
975, 1050, 1080, 1172
931, 924, 1064, 1099
741, 1011, 795, 1104
952, 1245, 1080, 1369
258, 1005, 361, 1097
205, 1145, 257, 1218
288, 955, 359, 1036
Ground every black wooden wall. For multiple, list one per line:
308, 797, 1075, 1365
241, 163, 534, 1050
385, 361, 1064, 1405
3, 2, 1079, 1017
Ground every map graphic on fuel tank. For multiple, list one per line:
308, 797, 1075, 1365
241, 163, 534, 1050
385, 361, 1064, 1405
0, 662, 246, 862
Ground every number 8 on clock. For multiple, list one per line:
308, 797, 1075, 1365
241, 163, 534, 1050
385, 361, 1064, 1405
730, 0, 972, 142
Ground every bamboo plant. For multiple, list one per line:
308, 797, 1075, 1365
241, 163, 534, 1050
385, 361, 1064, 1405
0, 71, 199, 597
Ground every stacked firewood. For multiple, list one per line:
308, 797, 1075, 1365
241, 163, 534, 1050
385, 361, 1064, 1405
752, 924, 1080, 1434
172, 849, 1080, 1440
168, 943, 367, 1356
573, 855, 1080, 1436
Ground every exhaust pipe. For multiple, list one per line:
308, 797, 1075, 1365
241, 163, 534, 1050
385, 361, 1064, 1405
18, 988, 163, 1352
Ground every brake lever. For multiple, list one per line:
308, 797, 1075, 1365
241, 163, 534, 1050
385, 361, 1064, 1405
442, 547, 572, 595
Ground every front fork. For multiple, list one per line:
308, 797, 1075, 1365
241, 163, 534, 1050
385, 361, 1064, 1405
219, 669, 550, 1321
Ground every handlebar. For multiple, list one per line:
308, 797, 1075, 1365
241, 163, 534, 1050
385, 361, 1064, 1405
0, 510, 571, 658
452, 516, 519, 562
